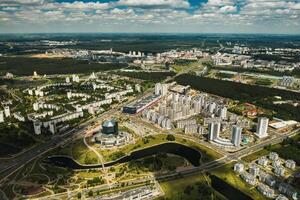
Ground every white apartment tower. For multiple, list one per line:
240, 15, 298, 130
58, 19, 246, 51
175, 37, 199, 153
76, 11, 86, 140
155, 83, 162, 95
208, 122, 220, 141
232, 125, 242, 147
4, 106, 10, 117
256, 117, 269, 138
0, 111, 4, 123
161, 84, 168, 96
49, 121, 57, 134
219, 106, 227, 120
34, 121, 42, 135
155, 83, 168, 96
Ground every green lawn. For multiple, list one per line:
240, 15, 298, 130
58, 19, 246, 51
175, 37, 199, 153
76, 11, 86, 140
241, 149, 270, 162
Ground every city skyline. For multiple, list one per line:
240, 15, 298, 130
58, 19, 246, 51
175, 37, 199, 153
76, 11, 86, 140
1, 0, 300, 34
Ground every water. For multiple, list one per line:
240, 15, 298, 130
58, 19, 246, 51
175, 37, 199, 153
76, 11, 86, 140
45, 142, 202, 169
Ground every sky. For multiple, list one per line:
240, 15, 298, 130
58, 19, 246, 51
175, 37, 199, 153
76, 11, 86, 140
0, 0, 300, 34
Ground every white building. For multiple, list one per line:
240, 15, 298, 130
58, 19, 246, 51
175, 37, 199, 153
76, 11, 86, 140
249, 164, 260, 176
34, 121, 42, 135
231, 125, 242, 147
218, 106, 227, 120
258, 156, 268, 167
4, 106, 10, 117
269, 152, 279, 161
49, 121, 57, 134
285, 160, 296, 170
0, 111, 4, 123
135, 84, 141, 93
274, 166, 285, 177
155, 83, 162, 95
276, 194, 289, 200
208, 122, 220, 141
241, 172, 256, 185
13, 112, 25, 122
154, 83, 168, 96
256, 117, 269, 138
257, 183, 274, 198
234, 163, 244, 173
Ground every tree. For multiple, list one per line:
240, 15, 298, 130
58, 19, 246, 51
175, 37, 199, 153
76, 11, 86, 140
166, 134, 175, 141
77, 193, 81, 199
88, 190, 93, 197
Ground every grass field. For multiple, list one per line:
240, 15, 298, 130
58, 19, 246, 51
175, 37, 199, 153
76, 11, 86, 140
159, 172, 227, 200
241, 149, 270, 162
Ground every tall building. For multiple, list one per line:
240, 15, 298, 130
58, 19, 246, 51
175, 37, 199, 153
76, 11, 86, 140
172, 93, 179, 102
0, 111, 4, 123
208, 122, 220, 141
34, 121, 42, 135
161, 84, 168, 96
155, 83, 162, 95
256, 117, 269, 138
155, 83, 168, 96
49, 121, 57, 134
219, 106, 227, 120
193, 100, 201, 113
231, 125, 242, 147
4, 106, 10, 117
208, 102, 216, 113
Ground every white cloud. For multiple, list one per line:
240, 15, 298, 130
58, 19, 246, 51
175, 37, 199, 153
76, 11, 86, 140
117, 0, 190, 8
0, 0, 299, 33
219, 5, 237, 13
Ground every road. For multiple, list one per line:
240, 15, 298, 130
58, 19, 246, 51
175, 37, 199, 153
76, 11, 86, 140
157, 128, 300, 181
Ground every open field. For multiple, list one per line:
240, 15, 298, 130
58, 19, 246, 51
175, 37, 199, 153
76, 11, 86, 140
159, 173, 219, 200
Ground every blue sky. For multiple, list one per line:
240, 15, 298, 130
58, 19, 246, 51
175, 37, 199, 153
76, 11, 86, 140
0, 0, 300, 34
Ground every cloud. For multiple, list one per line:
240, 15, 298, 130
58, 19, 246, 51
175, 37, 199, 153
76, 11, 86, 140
219, 5, 237, 13
116, 0, 190, 9
0, 0, 299, 34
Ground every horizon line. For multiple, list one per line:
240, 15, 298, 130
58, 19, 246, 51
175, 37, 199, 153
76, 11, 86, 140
1, 32, 300, 36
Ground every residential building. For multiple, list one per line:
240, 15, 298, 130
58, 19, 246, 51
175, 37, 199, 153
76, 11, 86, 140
234, 163, 244, 173
256, 117, 269, 138
231, 125, 242, 147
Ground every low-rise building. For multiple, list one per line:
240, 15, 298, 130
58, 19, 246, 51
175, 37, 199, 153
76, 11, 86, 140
276, 194, 289, 200
258, 156, 268, 167
278, 183, 298, 200
285, 160, 296, 170
13, 112, 25, 122
234, 163, 244, 173
257, 183, 275, 198
241, 172, 256, 185
269, 152, 279, 161
249, 164, 260, 177
259, 171, 276, 187
273, 160, 281, 168
274, 166, 285, 177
